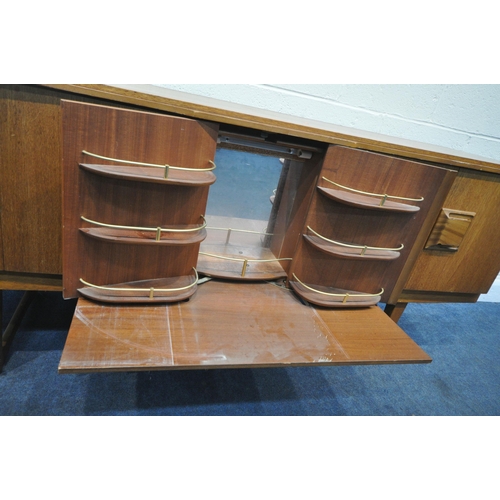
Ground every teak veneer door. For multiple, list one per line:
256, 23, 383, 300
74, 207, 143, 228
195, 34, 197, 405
62, 100, 219, 301
288, 146, 457, 306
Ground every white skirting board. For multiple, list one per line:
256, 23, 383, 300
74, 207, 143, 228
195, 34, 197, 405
478, 273, 500, 302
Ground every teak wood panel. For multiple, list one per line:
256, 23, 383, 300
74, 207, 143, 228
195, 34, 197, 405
288, 146, 456, 304
0, 86, 63, 274
58, 281, 431, 373
62, 100, 219, 298
405, 169, 500, 294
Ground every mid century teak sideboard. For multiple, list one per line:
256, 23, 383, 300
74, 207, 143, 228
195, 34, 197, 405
1, 84, 499, 373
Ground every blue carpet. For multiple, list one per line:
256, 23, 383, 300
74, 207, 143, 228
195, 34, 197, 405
1, 290, 499, 415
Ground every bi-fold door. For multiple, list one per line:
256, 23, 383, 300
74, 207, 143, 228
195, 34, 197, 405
59, 100, 455, 373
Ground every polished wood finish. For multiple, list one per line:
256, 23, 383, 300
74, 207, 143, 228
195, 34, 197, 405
303, 233, 401, 261
62, 100, 219, 299
405, 169, 500, 295
58, 281, 431, 373
288, 146, 456, 304
79, 163, 217, 186
1, 84, 499, 323
79, 227, 207, 246
44, 84, 500, 174
197, 246, 288, 281
289, 279, 382, 308
317, 186, 421, 213
78, 274, 198, 304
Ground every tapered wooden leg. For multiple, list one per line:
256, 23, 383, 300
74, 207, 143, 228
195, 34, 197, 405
384, 302, 408, 323
0, 291, 3, 371
1, 291, 37, 372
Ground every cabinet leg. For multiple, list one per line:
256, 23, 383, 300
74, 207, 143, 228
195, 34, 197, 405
384, 302, 408, 323
1, 291, 37, 372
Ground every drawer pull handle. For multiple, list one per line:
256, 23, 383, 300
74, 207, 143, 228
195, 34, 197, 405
321, 176, 424, 205
82, 150, 216, 179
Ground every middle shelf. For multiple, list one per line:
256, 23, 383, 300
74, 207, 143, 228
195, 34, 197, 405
79, 215, 207, 246
303, 226, 403, 260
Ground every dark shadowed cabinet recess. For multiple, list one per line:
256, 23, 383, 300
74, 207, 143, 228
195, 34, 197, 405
1, 84, 499, 373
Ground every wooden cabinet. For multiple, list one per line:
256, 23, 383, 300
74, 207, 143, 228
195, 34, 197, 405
1, 84, 500, 373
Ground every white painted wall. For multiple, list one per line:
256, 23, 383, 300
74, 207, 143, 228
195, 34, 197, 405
154, 84, 500, 162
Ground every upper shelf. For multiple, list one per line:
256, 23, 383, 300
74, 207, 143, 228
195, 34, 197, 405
79, 149, 216, 186
80, 163, 216, 186
317, 176, 423, 213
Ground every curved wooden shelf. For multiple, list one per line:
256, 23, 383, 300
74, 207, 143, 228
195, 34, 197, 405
303, 229, 402, 261
289, 274, 383, 308
80, 163, 216, 186
77, 272, 198, 304
79, 227, 207, 246
317, 186, 420, 213
197, 245, 289, 281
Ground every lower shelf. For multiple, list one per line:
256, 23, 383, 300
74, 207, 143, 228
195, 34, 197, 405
59, 280, 431, 373
197, 244, 289, 281
78, 273, 198, 304
289, 274, 383, 308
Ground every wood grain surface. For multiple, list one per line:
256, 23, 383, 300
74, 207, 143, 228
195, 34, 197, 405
288, 146, 456, 304
58, 280, 431, 373
62, 100, 219, 298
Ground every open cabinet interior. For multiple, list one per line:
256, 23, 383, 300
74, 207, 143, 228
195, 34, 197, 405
59, 100, 456, 373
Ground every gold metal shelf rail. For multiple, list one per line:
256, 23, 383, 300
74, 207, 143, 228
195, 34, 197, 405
82, 150, 216, 179
199, 252, 292, 277
307, 226, 404, 255
321, 176, 424, 206
206, 226, 272, 245
292, 273, 384, 304
79, 269, 199, 299
81, 215, 206, 241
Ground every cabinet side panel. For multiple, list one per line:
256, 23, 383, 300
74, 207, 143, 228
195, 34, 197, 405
405, 169, 500, 294
288, 145, 455, 303
0, 86, 63, 274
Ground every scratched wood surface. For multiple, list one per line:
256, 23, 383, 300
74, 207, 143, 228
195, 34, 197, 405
58, 280, 431, 373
